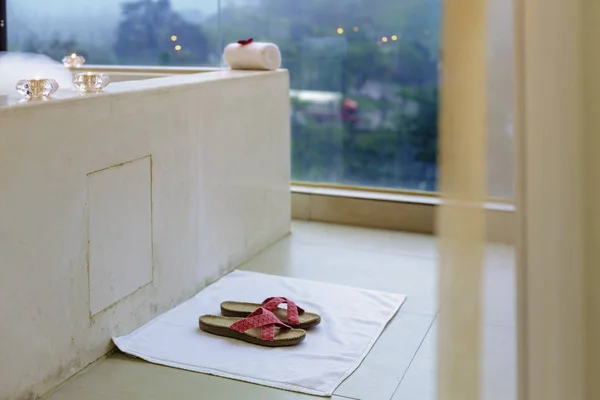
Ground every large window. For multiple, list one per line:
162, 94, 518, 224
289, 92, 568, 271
6, 0, 441, 191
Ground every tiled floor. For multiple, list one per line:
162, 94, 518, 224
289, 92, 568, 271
45, 221, 516, 400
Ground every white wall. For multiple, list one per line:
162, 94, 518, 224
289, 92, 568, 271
0, 70, 291, 399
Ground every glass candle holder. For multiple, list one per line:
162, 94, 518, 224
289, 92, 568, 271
62, 53, 86, 68
15, 78, 59, 100
73, 72, 111, 93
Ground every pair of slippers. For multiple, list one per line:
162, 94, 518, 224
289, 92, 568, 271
199, 297, 321, 347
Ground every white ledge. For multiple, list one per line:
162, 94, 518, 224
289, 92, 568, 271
72, 65, 219, 73
0, 69, 280, 111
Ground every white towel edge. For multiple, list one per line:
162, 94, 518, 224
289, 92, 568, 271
113, 293, 407, 397
112, 338, 331, 397
112, 270, 408, 397
327, 293, 407, 394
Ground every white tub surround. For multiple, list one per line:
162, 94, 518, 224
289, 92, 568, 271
0, 70, 291, 399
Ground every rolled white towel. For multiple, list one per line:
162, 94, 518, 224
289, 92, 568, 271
223, 40, 282, 71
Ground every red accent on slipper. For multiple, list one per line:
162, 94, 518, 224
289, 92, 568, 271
229, 307, 291, 341
262, 297, 304, 326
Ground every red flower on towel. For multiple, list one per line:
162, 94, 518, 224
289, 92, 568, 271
237, 38, 254, 46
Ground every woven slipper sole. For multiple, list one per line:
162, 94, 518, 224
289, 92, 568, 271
220, 301, 321, 329
199, 315, 306, 347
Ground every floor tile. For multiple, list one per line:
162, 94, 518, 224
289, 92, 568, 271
44, 221, 515, 400
483, 245, 516, 327
240, 236, 439, 316
481, 324, 517, 399
392, 320, 516, 400
291, 221, 438, 259
46, 354, 355, 400
335, 313, 434, 400
391, 320, 437, 400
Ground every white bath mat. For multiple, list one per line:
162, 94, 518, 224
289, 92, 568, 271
113, 270, 406, 397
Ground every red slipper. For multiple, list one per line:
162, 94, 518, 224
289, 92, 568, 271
199, 307, 306, 347
220, 297, 321, 329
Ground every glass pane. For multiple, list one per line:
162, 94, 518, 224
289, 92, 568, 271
221, 0, 441, 191
7, 0, 442, 192
6, 0, 220, 66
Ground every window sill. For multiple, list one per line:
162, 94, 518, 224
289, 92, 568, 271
292, 184, 439, 205
291, 185, 515, 243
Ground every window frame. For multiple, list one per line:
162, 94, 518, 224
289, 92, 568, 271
0, 0, 6, 52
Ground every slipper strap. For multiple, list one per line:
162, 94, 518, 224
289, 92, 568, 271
262, 297, 304, 326
230, 307, 291, 341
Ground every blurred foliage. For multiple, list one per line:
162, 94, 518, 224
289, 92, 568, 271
114, 0, 211, 65
20, 35, 118, 64
20, 36, 80, 61
211, 0, 441, 190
